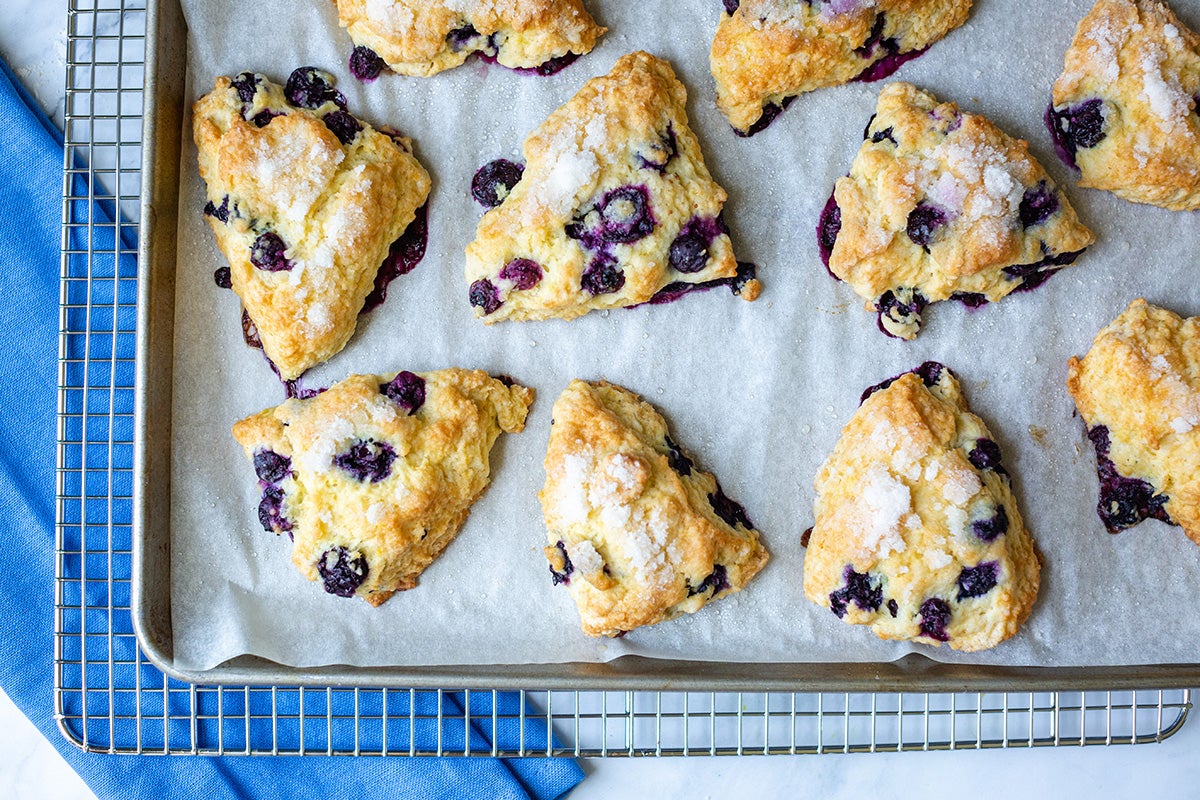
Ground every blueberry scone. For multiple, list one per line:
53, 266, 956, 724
710, 0, 972, 136
465, 51, 761, 323
1067, 299, 1200, 543
334, 0, 605, 80
540, 380, 769, 637
194, 68, 432, 380
818, 82, 1095, 340
803, 363, 1040, 651
232, 368, 533, 605
1047, 0, 1200, 210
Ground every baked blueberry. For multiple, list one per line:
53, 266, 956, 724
469, 278, 502, 314
284, 67, 347, 110
499, 258, 543, 290
829, 567, 883, 618
249, 232, 293, 272
918, 598, 951, 642
322, 110, 362, 145
253, 449, 291, 484
317, 546, 369, 597
381, 370, 426, 415
333, 439, 398, 483
349, 45, 386, 81
956, 561, 999, 600
971, 505, 1009, 542
471, 159, 525, 208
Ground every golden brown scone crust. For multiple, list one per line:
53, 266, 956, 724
333, 0, 605, 77
232, 369, 533, 606
539, 380, 769, 637
710, 0, 972, 133
465, 51, 759, 323
1067, 299, 1200, 543
193, 70, 432, 380
826, 82, 1095, 339
803, 366, 1040, 652
1050, 0, 1200, 210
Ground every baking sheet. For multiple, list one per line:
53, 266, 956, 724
170, 0, 1200, 672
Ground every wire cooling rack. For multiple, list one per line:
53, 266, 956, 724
54, 0, 1193, 757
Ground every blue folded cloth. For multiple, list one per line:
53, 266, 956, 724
0, 54, 583, 800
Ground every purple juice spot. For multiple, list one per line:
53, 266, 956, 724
950, 291, 989, 308
204, 195, 231, 223
322, 110, 362, 145
918, 598, 951, 642
644, 261, 758, 306
887, 599, 898, 617
709, 483, 753, 530
723, 0, 740, 12
499, 257, 542, 290
471, 159, 525, 208
483, 50, 581, 76
1087, 425, 1173, 533
688, 564, 730, 597
971, 505, 1009, 542
253, 449, 291, 484
852, 45, 928, 83
349, 45, 386, 82
664, 436, 693, 476
860, 360, 947, 404
230, 72, 260, 103
258, 484, 292, 534
637, 125, 678, 173
318, 546, 369, 598
875, 287, 928, 338
829, 566, 882, 618
251, 109, 283, 128
1019, 182, 1059, 228
362, 204, 429, 313
333, 439, 397, 483
1003, 247, 1084, 292
284, 380, 325, 400
285, 67, 347, 110
250, 232, 293, 272
241, 308, 263, 350
381, 370, 426, 415
957, 561, 999, 600
735, 95, 796, 138
968, 438, 1008, 476
469, 277, 502, 314
214, 267, 232, 289
906, 202, 948, 248
581, 254, 626, 296
817, 190, 842, 275
669, 217, 723, 274
549, 540, 574, 585
1045, 98, 1106, 170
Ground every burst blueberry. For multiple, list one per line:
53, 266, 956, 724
1087, 425, 1172, 533
548, 540, 574, 585
637, 126, 678, 173
918, 598, 951, 641
253, 449, 291, 484
230, 72, 259, 103
1045, 98, 1106, 170
971, 505, 1009, 542
581, 254, 625, 296
709, 483, 753, 530
363, 204, 429, 313
318, 546, 368, 598
723, 0, 739, 12
258, 485, 292, 534
1019, 182, 1059, 228
689, 564, 730, 597
251, 109, 283, 128
322, 110, 362, 145
585, 185, 656, 245
816, 191, 842, 272
204, 195, 231, 223
447, 23, 484, 52
213, 267, 232, 289
249, 232, 292, 272
469, 278, 502, 314
829, 566, 882, 618
906, 202, 948, 247
736, 95, 795, 138
499, 258, 542, 290
471, 159, 524, 208
664, 436, 693, 476
381, 370, 426, 415
968, 438, 1007, 476
284, 67, 346, 110
349, 45, 385, 81
957, 562, 999, 600
860, 361, 946, 404
333, 439, 397, 483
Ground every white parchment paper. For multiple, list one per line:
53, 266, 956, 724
170, 0, 1200, 672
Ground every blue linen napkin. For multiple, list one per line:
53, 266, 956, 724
0, 54, 583, 800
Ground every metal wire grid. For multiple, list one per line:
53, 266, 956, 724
52, 0, 1193, 757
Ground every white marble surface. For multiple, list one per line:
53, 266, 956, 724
6, 1, 1200, 797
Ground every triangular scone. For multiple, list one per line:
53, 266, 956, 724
334, 0, 605, 79
1067, 299, 1200, 542
1048, 0, 1200, 210
465, 51, 760, 323
539, 380, 769, 637
194, 68, 432, 380
710, 0, 972, 135
803, 363, 1040, 652
232, 369, 532, 606
819, 83, 1095, 339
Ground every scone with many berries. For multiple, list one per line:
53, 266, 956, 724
803, 362, 1040, 652
1047, 0, 1200, 210
1067, 299, 1200, 542
334, 0, 605, 80
540, 380, 768, 637
819, 82, 1095, 339
194, 68, 432, 380
710, 0, 972, 135
465, 51, 760, 323
232, 368, 532, 606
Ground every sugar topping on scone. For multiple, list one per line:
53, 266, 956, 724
803, 362, 1040, 652
333, 0, 605, 79
1067, 299, 1200, 542
194, 68, 432, 381
1048, 0, 1200, 210
232, 368, 533, 606
465, 51, 761, 323
710, 0, 972, 135
540, 380, 769, 637
819, 82, 1095, 339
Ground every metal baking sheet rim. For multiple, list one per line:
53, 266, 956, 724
131, 0, 1200, 693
